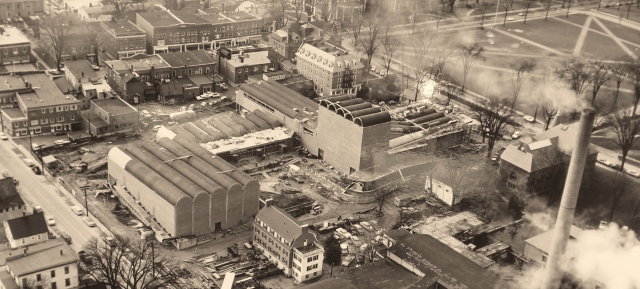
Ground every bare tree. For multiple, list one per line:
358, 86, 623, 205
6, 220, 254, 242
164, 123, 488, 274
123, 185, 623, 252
81, 234, 185, 289
545, 0, 554, 20
470, 97, 517, 156
292, 0, 305, 22
502, 0, 515, 26
558, 58, 593, 100
508, 59, 536, 107
590, 60, 611, 105
85, 23, 104, 67
441, 153, 480, 204
425, 163, 439, 194
431, 43, 454, 80
610, 59, 628, 105
39, 16, 73, 71
625, 58, 640, 115
359, 13, 384, 73
350, 10, 364, 44
523, 0, 535, 24
24, 275, 50, 289
409, 29, 435, 101
458, 42, 485, 92
609, 171, 629, 222
608, 107, 640, 172
372, 185, 395, 214
267, 0, 288, 28
101, 0, 146, 16
541, 100, 559, 131
440, 75, 461, 106
381, 23, 401, 76
442, 0, 456, 12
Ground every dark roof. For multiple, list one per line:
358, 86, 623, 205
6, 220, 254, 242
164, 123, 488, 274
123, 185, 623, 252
161, 81, 183, 96
53, 77, 74, 94
158, 50, 215, 67
187, 74, 213, 86
137, 11, 183, 26
91, 97, 136, 115
388, 235, 499, 289
65, 60, 98, 79
0, 178, 24, 212
5, 212, 48, 239
385, 228, 411, 241
256, 205, 302, 242
299, 278, 357, 289
19, 73, 80, 108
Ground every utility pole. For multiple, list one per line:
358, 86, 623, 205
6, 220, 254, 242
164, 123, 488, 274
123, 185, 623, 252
151, 240, 155, 276
80, 185, 90, 216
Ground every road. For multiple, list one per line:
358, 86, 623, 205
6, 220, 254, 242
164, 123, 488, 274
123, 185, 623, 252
0, 139, 101, 251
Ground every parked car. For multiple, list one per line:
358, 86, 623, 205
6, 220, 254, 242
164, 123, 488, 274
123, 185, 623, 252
507, 17, 515, 21
71, 206, 84, 216
31, 143, 42, 151
292, 176, 304, 184
188, 104, 195, 110
523, 115, 535, 122
141, 110, 152, 118
32, 166, 41, 175
371, 66, 376, 72
196, 94, 210, 101
54, 139, 70, 145
220, 83, 228, 90
624, 169, 640, 178
60, 232, 72, 244
47, 215, 56, 226
153, 125, 162, 132
342, 255, 354, 267
511, 131, 522, 139
0, 132, 7, 140
518, 12, 526, 16
92, 65, 100, 71
597, 158, 612, 167
22, 158, 36, 167
83, 217, 96, 227
210, 92, 221, 98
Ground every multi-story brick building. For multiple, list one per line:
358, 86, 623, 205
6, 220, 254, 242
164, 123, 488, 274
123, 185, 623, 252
81, 97, 137, 137
253, 205, 324, 283
0, 0, 44, 21
269, 22, 324, 60
0, 73, 81, 137
0, 73, 29, 108
100, 19, 147, 60
296, 43, 363, 96
104, 54, 171, 102
197, 10, 268, 48
0, 26, 31, 65
158, 50, 216, 80
499, 123, 598, 195
136, 10, 215, 54
218, 47, 276, 84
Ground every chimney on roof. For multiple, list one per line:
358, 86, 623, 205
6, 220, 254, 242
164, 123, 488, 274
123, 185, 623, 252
301, 224, 309, 234
60, 249, 63, 256
303, 239, 308, 246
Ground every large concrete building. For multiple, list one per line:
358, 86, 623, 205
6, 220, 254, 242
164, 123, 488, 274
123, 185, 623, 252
296, 43, 363, 96
254, 205, 324, 283
107, 134, 260, 239
0, 26, 31, 65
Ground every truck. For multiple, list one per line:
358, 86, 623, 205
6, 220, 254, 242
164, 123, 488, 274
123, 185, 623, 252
342, 255, 354, 267
340, 243, 349, 255
2, 171, 17, 185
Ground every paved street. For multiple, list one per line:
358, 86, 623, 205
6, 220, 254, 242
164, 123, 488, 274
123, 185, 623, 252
0, 139, 101, 251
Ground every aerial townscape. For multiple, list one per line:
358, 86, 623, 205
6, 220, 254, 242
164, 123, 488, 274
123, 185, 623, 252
0, 0, 640, 288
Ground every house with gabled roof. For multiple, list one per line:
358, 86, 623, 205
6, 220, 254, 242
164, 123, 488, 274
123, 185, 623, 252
499, 123, 598, 194
3, 211, 48, 249
253, 205, 324, 283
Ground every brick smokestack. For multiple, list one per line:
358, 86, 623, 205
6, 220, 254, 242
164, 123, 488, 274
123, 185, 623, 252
539, 108, 595, 289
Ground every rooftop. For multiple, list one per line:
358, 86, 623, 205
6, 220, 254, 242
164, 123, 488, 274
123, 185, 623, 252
256, 205, 303, 242
1, 108, 25, 119
534, 123, 598, 156
525, 225, 584, 254
348, 159, 434, 184
388, 234, 500, 289
0, 26, 30, 47
0, 178, 24, 212
6, 239, 76, 277
239, 80, 319, 121
158, 50, 215, 67
100, 19, 145, 36
171, 10, 211, 24
0, 270, 18, 289
225, 11, 259, 21
202, 126, 292, 154
65, 60, 98, 80
296, 43, 363, 73
500, 138, 561, 173
226, 50, 272, 67
198, 13, 234, 24
5, 212, 48, 240
118, 54, 171, 71
19, 73, 79, 108
187, 74, 213, 85
137, 10, 183, 26
0, 75, 27, 92
53, 77, 74, 94
92, 97, 136, 115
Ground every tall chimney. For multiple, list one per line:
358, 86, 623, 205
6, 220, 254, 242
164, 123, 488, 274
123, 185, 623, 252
540, 108, 595, 289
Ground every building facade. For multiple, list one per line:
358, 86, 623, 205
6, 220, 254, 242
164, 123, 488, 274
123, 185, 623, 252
64, 60, 99, 90
104, 54, 171, 102
100, 20, 147, 60
268, 22, 324, 60
0, 0, 44, 21
0, 26, 31, 65
253, 205, 324, 283
296, 43, 362, 96
218, 48, 275, 84
1, 73, 81, 137
81, 97, 138, 137
3, 211, 48, 249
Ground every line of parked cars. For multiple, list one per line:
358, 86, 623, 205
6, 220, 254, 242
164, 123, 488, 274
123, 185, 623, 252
597, 158, 640, 178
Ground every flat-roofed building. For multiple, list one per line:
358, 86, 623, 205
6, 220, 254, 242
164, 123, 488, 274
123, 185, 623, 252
136, 10, 214, 54
100, 19, 147, 60
64, 60, 99, 90
0, 26, 31, 65
218, 49, 276, 84
81, 97, 137, 137
104, 54, 171, 102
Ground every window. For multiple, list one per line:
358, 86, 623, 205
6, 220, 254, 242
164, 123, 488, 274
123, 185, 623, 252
64, 105, 69, 111
70, 115, 75, 120
41, 108, 46, 113
49, 107, 54, 113
51, 270, 56, 278
37, 234, 41, 240
542, 254, 548, 262
36, 274, 41, 281
21, 238, 25, 243
509, 172, 517, 180
51, 282, 57, 289
64, 266, 69, 274
65, 278, 70, 286
42, 119, 48, 124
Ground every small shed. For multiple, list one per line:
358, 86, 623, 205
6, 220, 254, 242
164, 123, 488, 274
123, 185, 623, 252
394, 194, 413, 207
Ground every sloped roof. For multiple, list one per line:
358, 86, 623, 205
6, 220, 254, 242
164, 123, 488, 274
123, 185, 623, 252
6, 212, 48, 239
0, 178, 24, 212
161, 81, 183, 96
500, 138, 560, 173
53, 77, 74, 94
534, 123, 598, 155
6, 239, 76, 277
388, 234, 499, 289
525, 225, 584, 254
256, 205, 302, 242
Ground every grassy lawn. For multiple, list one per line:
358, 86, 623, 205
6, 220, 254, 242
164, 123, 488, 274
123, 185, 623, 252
581, 28, 635, 59
498, 17, 583, 54
600, 5, 640, 24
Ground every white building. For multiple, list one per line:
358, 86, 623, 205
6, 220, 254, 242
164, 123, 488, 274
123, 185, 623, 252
0, 239, 78, 289
3, 211, 48, 249
524, 225, 584, 266
253, 205, 324, 283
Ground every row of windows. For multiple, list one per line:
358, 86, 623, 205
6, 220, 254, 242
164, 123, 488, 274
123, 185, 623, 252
40, 105, 78, 114
244, 93, 275, 113
3, 47, 27, 55
120, 44, 144, 50
237, 65, 270, 74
